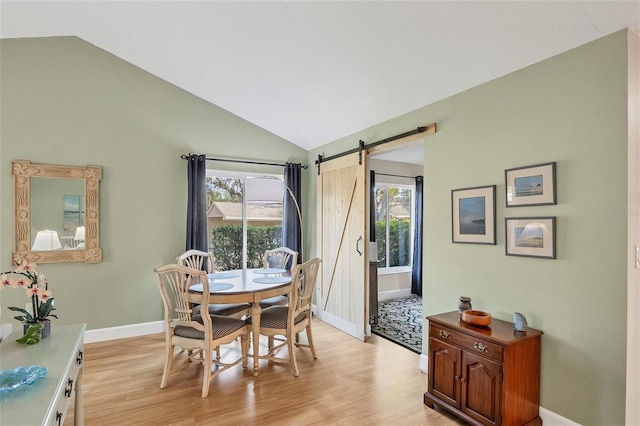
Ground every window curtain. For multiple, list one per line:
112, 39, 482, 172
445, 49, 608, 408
369, 170, 379, 325
283, 163, 302, 263
411, 176, 424, 296
369, 170, 376, 242
186, 154, 208, 252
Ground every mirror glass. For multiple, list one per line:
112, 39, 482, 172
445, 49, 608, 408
30, 177, 86, 250
12, 161, 101, 264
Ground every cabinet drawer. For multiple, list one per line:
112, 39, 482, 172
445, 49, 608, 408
430, 323, 503, 362
48, 344, 84, 426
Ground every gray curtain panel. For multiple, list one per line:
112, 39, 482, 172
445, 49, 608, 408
411, 176, 423, 296
283, 163, 302, 264
186, 154, 208, 252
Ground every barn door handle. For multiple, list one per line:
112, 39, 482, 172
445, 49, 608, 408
356, 236, 363, 256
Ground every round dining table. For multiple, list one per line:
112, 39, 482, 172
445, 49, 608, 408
189, 268, 292, 377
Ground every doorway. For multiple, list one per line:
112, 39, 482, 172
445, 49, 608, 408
368, 141, 425, 353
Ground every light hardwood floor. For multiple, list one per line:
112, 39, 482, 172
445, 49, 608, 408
66, 318, 464, 425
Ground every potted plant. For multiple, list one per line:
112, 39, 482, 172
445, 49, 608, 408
1, 261, 58, 339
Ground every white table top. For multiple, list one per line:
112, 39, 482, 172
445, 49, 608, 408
189, 268, 292, 294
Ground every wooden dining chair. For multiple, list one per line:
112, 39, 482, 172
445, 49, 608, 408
259, 247, 299, 309
263, 246, 298, 270
248, 257, 322, 377
176, 249, 215, 273
177, 250, 250, 319
154, 264, 249, 398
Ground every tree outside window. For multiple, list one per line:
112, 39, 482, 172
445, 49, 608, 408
206, 175, 283, 271
374, 185, 413, 269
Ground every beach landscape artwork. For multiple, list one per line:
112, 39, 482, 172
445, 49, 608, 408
452, 185, 496, 244
505, 162, 556, 207
506, 217, 556, 258
64, 195, 85, 231
459, 196, 486, 235
515, 174, 543, 197
514, 223, 544, 248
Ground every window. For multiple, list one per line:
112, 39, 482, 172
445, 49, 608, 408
374, 184, 414, 271
206, 171, 284, 270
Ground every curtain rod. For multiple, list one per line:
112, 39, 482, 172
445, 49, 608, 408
181, 154, 308, 169
374, 172, 418, 179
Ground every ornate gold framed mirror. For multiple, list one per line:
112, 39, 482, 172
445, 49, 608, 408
12, 160, 102, 264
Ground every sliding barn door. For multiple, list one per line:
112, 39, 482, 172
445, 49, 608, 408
316, 152, 369, 340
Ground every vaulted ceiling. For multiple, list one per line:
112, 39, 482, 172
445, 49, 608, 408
1, 1, 638, 154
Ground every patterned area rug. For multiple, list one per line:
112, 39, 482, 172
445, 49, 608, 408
371, 294, 422, 354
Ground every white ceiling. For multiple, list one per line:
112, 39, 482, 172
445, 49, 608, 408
1, 1, 639, 158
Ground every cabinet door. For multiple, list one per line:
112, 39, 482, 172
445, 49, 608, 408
428, 337, 462, 408
461, 351, 502, 425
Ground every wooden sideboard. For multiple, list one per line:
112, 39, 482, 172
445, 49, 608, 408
0, 323, 86, 425
424, 311, 542, 426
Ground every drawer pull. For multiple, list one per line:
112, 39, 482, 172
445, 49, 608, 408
473, 342, 488, 352
77, 350, 84, 365
64, 378, 74, 397
439, 330, 450, 339
56, 411, 63, 426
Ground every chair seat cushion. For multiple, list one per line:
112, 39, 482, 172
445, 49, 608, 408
192, 303, 250, 317
259, 295, 288, 309
175, 315, 246, 340
247, 306, 306, 329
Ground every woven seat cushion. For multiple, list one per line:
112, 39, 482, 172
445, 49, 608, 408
192, 303, 250, 317
259, 295, 288, 309
246, 306, 306, 329
175, 314, 246, 340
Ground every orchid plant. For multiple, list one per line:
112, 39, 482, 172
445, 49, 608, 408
1, 261, 58, 323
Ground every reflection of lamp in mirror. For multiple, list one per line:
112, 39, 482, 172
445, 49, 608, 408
74, 226, 86, 242
31, 230, 62, 251
74, 226, 86, 249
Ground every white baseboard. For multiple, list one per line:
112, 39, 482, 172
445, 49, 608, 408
419, 353, 428, 372
378, 289, 412, 301
84, 320, 164, 344
418, 354, 579, 425
539, 407, 581, 425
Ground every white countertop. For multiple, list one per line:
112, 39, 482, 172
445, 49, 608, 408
0, 323, 12, 343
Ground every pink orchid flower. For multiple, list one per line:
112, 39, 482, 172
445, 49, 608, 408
17, 277, 29, 288
2, 274, 14, 288
16, 262, 37, 274
27, 286, 41, 297
39, 290, 53, 301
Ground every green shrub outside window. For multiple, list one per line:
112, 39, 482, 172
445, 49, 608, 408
211, 224, 282, 271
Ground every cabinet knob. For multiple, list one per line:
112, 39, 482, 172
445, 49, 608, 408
64, 378, 74, 397
473, 342, 488, 352
439, 330, 450, 339
76, 350, 84, 365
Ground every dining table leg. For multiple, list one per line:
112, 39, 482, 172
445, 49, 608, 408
249, 302, 262, 377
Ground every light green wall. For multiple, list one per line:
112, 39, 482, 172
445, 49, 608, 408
308, 31, 629, 425
0, 36, 306, 329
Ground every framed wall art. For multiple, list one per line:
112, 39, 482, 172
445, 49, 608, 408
505, 162, 556, 207
505, 216, 556, 259
451, 185, 496, 244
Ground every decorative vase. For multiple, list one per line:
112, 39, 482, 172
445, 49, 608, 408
513, 312, 528, 332
458, 297, 472, 315
23, 320, 51, 339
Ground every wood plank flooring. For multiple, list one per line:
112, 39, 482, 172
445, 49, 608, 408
65, 318, 464, 425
